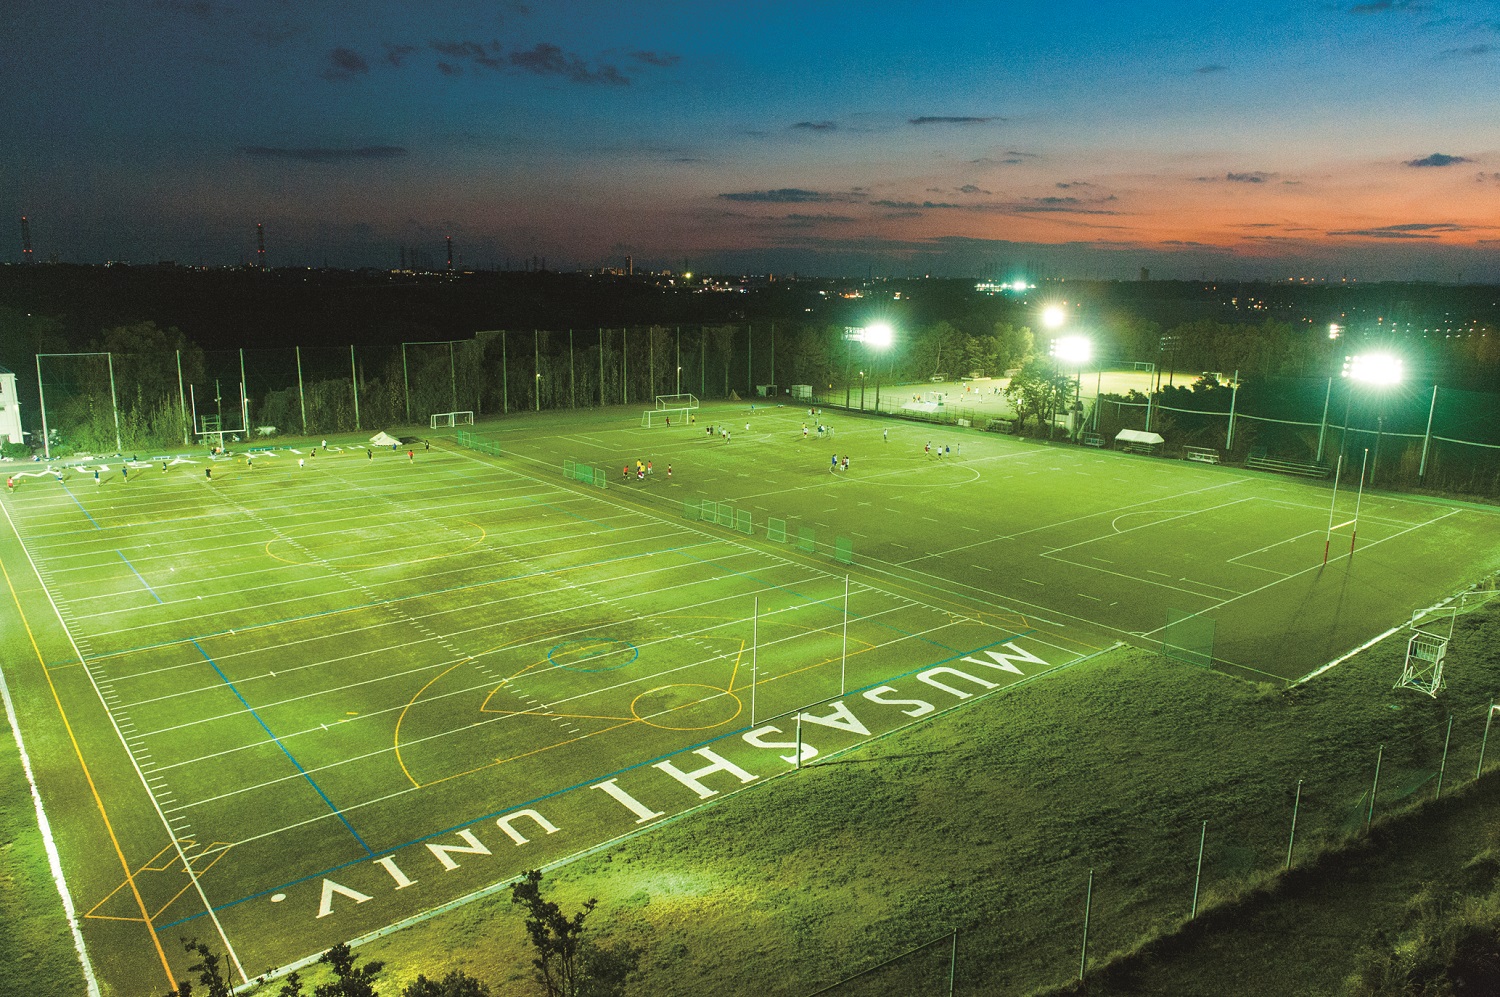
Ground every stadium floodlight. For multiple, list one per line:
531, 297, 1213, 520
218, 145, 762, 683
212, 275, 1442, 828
1042, 304, 1067, 330
1342, 353, 1402, 386
1050, 335, 1092, 366
862, 322, 894, 350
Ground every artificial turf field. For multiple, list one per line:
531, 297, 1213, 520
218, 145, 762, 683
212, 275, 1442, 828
2, 400, 1499, 995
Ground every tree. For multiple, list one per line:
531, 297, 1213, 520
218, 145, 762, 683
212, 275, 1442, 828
1005, 357, 1071, 436
401, 970, 491, 997
313, 942, 383, 997
511, 870, 641, 997
180, 938, 234, 997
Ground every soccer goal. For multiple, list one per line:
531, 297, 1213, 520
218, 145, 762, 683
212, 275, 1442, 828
430, 411, 475, 429
655, 393, 699, 410
643, 408, 691, 428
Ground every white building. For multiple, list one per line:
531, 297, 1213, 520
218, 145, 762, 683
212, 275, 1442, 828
0, 366, 24, 446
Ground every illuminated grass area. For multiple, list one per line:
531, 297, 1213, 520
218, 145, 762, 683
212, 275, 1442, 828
1, 401, 1498, 994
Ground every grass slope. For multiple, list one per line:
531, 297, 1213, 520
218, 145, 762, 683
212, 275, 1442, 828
349, 593, 1500, 996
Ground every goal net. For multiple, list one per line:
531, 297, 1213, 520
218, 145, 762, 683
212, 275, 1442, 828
643, 408, 691, 428
655, 393, 699, 410
430, 410, 475, 429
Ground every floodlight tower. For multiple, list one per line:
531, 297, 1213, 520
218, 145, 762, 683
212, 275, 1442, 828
843, 322, 894, 411
1050, 335, 1092, 438
1340, 352, 1403, 476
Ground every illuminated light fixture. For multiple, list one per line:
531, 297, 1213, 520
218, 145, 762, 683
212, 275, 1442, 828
1050, 335, 1092, 365
1328, 323, 1342, 340
1342, 353, 1403, 385
1042, 305, 1067, 329
862, 322, 894, 349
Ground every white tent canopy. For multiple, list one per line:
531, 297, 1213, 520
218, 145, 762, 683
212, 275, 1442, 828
1115, 429, 1164, 445
369, 432, 401, 447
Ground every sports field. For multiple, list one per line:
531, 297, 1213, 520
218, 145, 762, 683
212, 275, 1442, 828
2, 400, 1499, 994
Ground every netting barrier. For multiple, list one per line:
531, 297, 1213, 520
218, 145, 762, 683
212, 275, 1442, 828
797, 527, 816, 553
767, 518, 787, 542
835, 537, 853, 564
736, 510, 753, 535
1162, 609, 1215, 668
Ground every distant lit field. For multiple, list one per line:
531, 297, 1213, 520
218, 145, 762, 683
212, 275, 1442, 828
2, 399, 1497, 994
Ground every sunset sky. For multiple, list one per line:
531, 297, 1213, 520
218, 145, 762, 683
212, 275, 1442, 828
4, 0, 1499, 278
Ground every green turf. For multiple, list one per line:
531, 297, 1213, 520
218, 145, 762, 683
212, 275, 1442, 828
1, 402, 1498, 995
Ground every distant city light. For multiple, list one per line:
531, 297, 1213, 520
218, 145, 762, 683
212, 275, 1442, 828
1042, 305, 1067, 329
1342, 353, 1403, 385
1050, 335, 1092, 365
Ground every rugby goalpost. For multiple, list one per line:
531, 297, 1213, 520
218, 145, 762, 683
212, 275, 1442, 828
430, 410, 475, 429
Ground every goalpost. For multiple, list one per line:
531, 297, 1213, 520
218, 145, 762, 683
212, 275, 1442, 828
642, 408, 691, 428
430, 410, 475, 429
655, 393, 699, 410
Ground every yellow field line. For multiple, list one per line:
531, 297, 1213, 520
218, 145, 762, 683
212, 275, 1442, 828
0, 555, 175, 985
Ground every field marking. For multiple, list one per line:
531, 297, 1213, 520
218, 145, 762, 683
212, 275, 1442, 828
2, 503, 245, 985
1047, 497, 1256, 555
115, 550, 163, 604
1140, 507, 1464, 639
168, 642, 380, 857
1040, 552, 1238, 600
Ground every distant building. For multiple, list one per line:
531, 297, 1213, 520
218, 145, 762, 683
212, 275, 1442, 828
0, 366, 23, 446
1140, 267, 1150, 281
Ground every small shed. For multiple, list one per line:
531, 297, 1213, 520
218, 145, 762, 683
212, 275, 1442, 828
1114, 429, 1164, 454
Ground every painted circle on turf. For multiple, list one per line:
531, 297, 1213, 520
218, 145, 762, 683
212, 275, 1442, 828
875, 463, 980, 487
548, 638, 638, 672
631, 684, 741, 730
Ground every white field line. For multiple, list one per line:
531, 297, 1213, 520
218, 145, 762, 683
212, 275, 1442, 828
0, 498, 249, 984
1139, 508, 1464, 639
1044, 496, 1256, 555
1038, 553, 1242, 600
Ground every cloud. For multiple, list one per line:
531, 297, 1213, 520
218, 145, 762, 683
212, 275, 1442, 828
384, 43, 419, 68
1348, 1, 1405, 12
1035, 196, 1080, 205
437, 62, 462, 77
240, 145, 408, 162
779, 213, 858, 226
908, 116, 998, 125
1056, 181, 1093, 189
509, 43, 629, 85
631, 50, 680, 66
322, 47, 370, 81
791, 121, 837, 131
870, 199, 962, 209
1327, 222, 1469, 238
431, 40, 506, 71
957, 184, 991, 195
1226, 171, 1276, 183
1194, 64, 1227, 74
670, 157, 706, 163
1439, 43, 1492, 58
719, 189, 846, 203
1405, 152, 1471, 167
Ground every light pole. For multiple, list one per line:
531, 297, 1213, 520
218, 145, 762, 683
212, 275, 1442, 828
1341, 353, 1402, 483
1049, 335, 1092, 440
676, 365, 682, 395
842, 322, 894, 411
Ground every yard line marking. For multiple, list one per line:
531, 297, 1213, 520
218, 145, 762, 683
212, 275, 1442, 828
971, 564, 992, 572
55, 482, 103, 530
115, 550, 163, 604
1077, 594, 1101, 601
189, 640, 373, 856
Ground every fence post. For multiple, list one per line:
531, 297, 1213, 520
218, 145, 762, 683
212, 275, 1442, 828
1479, 701, 1495, 779
948, 930, 958, 997
1079, 868, 1093, 981
1191, 820, 1206, 918
1285, 778, 1302, 869
1367, 744, 1383, 829
1436, 715, 1453, 800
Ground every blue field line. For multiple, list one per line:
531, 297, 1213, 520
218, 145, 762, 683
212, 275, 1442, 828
116, 550, 162, 604
56, 481, 102, 530
158, 633, 1034, 930
69, 540, 720, 668
189, 640, 373, 856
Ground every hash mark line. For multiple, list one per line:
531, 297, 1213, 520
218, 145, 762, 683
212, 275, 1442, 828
116, 550, 163, 604
189, 640, 372, 856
